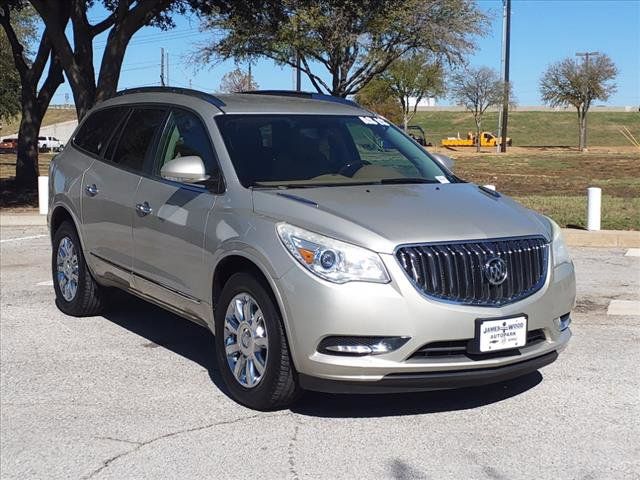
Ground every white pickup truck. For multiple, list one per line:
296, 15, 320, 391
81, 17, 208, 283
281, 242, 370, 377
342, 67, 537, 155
38, 136, 63, 152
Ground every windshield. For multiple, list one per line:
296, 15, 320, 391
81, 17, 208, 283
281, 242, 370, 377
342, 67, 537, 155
215, 114, 454, 187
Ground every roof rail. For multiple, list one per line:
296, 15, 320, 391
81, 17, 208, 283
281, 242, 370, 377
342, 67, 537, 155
114, 86, 226, 109
240, 90, 361, 108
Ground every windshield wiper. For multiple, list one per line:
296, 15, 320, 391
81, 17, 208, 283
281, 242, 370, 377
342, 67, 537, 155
378, 177, 439, 185
252, 181, 378, 189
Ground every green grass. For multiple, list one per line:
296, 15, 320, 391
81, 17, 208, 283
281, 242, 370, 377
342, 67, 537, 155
514, 195, 640, 231
413, 110, 640, 147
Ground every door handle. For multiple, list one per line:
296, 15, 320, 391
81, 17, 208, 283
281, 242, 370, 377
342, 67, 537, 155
85, 184, 99, 197
135, 201, 153, 216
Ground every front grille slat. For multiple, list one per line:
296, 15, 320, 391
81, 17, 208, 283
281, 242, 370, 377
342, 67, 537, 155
396, 236, 549, 307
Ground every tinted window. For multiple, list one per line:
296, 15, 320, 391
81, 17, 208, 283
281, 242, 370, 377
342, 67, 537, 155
103, 110, 130, 162
157, 109, 218, 178
216, 115, 450, 187
74, 107, 128, 155
112, 108, 166, 173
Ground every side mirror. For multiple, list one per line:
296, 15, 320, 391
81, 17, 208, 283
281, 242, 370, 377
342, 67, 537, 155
160, 156, 210, 184
430, 152, 455, 171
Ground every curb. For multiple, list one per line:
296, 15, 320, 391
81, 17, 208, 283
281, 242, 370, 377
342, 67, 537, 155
1, 214, 638, 248
0, 214, 47, 227
562, 229, 640, 248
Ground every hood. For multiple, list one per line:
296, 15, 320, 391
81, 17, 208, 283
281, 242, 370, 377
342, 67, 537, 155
253, 183, 550, 254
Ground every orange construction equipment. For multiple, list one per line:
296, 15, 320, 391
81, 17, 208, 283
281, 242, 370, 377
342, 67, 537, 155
441, 131, 512, 147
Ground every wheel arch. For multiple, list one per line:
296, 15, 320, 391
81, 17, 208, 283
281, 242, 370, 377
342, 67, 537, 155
211, 252, 300, 369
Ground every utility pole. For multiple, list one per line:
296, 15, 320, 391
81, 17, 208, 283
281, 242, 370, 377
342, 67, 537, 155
166, 51, 169, 86
575, 51, 599, 151
499, 0, 511, 153
160, 47, 165, 86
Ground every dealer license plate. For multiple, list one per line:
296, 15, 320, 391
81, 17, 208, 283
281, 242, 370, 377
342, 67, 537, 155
477, 316, 528, 352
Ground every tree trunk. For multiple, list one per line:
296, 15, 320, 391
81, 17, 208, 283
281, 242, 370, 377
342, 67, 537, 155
403, 114, 409, 132
14, 92, 42, 188
580, 110, 588, 152
475, 121, 481, 153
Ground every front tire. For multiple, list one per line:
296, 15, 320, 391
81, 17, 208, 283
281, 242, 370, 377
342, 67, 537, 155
52, 221, 104, 316
215, 273, 300, 410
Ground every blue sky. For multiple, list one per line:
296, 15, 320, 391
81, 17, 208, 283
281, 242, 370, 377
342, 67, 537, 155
50, 0, 640, 106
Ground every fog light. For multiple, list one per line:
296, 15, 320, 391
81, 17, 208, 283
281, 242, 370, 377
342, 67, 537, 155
554, 313, 572, 331
317, 336, 410, 356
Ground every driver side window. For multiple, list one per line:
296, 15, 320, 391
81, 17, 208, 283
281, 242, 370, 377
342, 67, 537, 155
157, 109, 219, 181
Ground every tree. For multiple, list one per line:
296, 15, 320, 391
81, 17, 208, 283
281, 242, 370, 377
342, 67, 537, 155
2, 0, 196, 189
354, 77, 402, 124
382, 54, 444, 131
450, 66, 508, 152
219, 67, 258, 92
0, 7, 35, 127
28, 0, 192, 121
198, 0, 487, 97
540, 54, 617, 151
1, 1, 66, 187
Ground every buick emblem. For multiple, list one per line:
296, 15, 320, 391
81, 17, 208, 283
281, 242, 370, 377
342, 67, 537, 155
484, 256, 508, 285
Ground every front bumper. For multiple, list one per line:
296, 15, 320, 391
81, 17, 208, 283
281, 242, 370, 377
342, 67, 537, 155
274, 252, 575, 386
299, 350, 558, 393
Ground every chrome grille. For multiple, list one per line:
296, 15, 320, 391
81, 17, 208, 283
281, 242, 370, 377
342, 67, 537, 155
396, 237, 549, 306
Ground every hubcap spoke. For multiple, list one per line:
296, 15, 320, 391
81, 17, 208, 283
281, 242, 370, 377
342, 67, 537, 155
252, 354, 266, 375
224, 293, 268, 389
233, 355, 246, 380
234, 298, 244, 321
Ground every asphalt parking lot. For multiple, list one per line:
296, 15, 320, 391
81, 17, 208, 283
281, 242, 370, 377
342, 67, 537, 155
1, 225, 639, 480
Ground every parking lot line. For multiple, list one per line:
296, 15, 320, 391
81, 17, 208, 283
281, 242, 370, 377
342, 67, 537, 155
607, 300, 640, 316
625, 248, 640, 257
36, 280, 54, 286
0, 234, 48, 244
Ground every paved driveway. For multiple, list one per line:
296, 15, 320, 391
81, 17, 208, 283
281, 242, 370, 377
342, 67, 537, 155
1, 225, 638, 479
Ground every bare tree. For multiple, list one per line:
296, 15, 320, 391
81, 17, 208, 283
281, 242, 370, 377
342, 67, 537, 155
383, 54, 444, 131
219, 67, 258, 92
450, 67, 507, 152
540, 54, 617, 151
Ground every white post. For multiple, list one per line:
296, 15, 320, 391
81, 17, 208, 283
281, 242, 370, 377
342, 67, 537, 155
38, 176, 48, 215
587, 187, 601, 231
484, 184, 496, 191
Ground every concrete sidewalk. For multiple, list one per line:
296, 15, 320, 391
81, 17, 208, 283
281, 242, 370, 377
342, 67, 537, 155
1, 212, 639, 247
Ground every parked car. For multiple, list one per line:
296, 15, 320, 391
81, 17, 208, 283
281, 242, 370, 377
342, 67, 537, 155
48, 87, 575, 410
38, 136, 63, 152
0, 137, 18, 153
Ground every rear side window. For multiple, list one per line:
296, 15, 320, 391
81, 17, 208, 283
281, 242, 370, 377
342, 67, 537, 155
73, 107, 128, 155
112, 108, 166, 173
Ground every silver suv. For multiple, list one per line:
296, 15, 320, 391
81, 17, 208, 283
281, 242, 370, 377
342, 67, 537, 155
48, 88, 575, 410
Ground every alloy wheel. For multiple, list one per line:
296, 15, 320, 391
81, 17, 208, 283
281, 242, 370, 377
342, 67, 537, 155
223, 293, 269, 388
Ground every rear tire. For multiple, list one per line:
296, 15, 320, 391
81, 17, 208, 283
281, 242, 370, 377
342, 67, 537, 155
52, 221, 104, 316
215, 272, 300, 410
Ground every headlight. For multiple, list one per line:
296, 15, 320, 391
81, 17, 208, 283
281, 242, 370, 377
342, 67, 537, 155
547, 217, 572, 266
276, 224, 390, 284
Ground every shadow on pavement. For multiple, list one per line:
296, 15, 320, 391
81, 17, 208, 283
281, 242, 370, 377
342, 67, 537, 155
103, 290, 543, 418
102, 289, 230, 398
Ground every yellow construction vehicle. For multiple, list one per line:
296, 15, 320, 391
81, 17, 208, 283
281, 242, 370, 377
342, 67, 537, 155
441, 131, 512, 148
